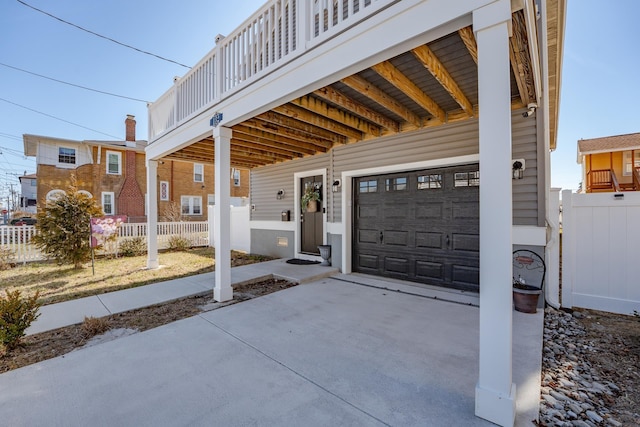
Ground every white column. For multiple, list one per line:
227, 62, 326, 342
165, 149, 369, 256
214, 126, 233, 302
473, 1, 516, 426
146, 159, 159, 269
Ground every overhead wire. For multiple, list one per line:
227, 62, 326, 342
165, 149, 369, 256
0, 97, 120, 139
0, 62, 150, 103
16, 0, 191, 69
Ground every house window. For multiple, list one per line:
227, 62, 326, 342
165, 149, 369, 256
233, 169, 241, 187
181, 196, 202, 215
417, 174, 442, 189
30, 179, 37, 187
194, 163, 204, 182
160, 181, 169, 201
386, 177, 407, 191
78, 190, 93, 198
106, 151, 122, 175
359, 180, 377, 193
102, 192, 115, 215
58, 147, 76, 165
454, 171, 480, 187
623, 150, 640, 176
207, 194, 215, 205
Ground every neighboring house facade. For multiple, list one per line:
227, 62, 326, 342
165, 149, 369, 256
18, 173, 37, 214
144, 1, 566, 425
23, 116, 249, 222
577, 132, 640, 193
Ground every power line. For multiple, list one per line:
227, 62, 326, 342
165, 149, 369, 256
0, 97, 120, 139
16, 0, 191, 69
0, 62, 150, 103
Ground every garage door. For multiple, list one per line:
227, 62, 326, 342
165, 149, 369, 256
353, 164, 480, 291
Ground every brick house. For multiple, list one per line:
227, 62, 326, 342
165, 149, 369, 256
23, 115, 249, 221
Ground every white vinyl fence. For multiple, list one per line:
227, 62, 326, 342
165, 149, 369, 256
1, 208, 251, 264
561, 190, 640, 315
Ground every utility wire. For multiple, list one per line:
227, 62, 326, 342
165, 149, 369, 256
0, 62, 150, 103
16, 0, 191, 69
0, 97, 120, 139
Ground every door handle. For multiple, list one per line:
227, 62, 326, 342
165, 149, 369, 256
445, 234, 450, 248
380, 231, 384, 243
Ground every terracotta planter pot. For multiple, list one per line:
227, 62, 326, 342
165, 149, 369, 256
513, 286, 542, 313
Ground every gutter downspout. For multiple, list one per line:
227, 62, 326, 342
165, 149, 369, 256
540, 0, 560, 309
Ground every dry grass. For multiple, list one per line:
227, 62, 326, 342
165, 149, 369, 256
0, 248, 272, 306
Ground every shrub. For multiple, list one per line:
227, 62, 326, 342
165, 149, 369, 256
0, 289, 41, 352
0, 248, 16, 271
119, 237, 147, 257
80, 316, 111, 339
167, 235, 191, 251
32, 180, 104, 269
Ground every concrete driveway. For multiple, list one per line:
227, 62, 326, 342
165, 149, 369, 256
0, 276, 542, 426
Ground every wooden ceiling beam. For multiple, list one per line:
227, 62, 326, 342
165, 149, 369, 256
458, 26, 478, 64
232, 125, 319, 156
411, 45, 474, 117
372, 61, 446, 123
291, 95, 383, 137
254, 113, 340, 147
509, 10, 536, 106
273, 104, 363, 141
231, 138, 301, 160
313, 86, 400, 132
341, 75, 421, 128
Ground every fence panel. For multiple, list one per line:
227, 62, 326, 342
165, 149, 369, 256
561, 190, 640, 315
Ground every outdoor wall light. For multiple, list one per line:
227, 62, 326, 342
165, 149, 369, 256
276, 189, 285, 200
512, 159, 526, 180
332, 179, 341, 192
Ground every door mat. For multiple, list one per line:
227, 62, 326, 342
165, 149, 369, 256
286, 259, 321, 265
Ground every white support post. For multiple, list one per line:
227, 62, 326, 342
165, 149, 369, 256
473, 1, 516, 426
214, 126, 233, 302
146, 159, 159, 269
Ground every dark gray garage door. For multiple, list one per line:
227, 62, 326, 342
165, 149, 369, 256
353, 164, 480, 292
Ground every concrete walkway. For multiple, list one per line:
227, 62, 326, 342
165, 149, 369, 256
27, 259, 339, 335
2, 274, 543, 426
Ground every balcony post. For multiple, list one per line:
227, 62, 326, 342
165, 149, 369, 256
213, 125, 233, 302
473, 1, 516, 426
146, 159, 159, 269
297, 0, 309, 50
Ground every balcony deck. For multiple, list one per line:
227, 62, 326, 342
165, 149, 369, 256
146, 0, 563, 168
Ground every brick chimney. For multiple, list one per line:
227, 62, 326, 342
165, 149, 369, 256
117, 114, 145, 220
125, 115, 136, 141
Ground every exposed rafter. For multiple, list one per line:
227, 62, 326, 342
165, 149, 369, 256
313, 86, 400, 132
273, 104, 363, 141
372, 62, 446, 124
458, 26, 478, 64
411, 45, 474, 117
341, 75, 422, 128
232, 125, 320, 156
509, 10, 536, 106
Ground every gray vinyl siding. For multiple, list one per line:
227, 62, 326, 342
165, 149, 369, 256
250, 110, 539, 226
251, 154, 330, 221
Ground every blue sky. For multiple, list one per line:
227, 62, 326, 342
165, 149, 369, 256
0, 0, 638, 206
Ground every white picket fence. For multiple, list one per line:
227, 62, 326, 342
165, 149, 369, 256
1, 205, 252, 264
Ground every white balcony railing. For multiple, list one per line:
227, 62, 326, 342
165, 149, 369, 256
148, 0, 390, 141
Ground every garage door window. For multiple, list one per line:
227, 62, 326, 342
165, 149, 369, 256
359, 180, 377, 193
385, 177, 407, 191
454, 171, 480, 187
417, 174, 442, 189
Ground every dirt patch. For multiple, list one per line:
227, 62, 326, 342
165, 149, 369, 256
575, 309, 640, 425
0, 278, 296, 374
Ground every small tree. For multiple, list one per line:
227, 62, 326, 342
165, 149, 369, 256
161, 201, 187, 222
0, 289, 41, 352
32, 183, 103, 269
